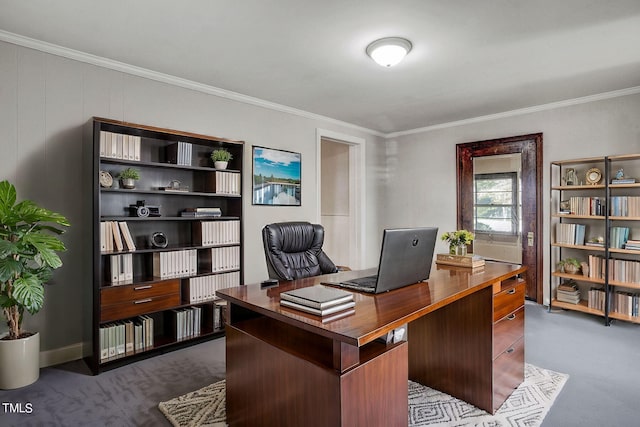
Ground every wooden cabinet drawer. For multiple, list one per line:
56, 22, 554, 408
101, 279, 180, 306
493, 281, 525, 322
492, 337, 524, 412
100, 293, 181, 323
493, 306, 524, 359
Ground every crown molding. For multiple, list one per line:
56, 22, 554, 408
2, 30, 639, 141
386, 85, 640, 138
0, 30, 385, 138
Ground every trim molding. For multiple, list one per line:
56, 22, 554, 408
0, 30, 385, 138
386, 86, 640, 138
2, 30, 639, 140
39, 341, 88, 368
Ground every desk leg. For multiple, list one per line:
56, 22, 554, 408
407, 286, 493, 413
226, 324, 408, 427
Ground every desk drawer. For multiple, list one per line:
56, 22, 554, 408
493, 337, 524, 412
493, 281, 525, 322
493, 306, 524, 359
100, 293, 181, 323
101, 279, 180, 306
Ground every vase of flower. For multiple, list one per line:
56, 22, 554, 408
442, 230, 474, 256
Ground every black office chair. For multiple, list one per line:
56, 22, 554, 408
262, 221, 339, 281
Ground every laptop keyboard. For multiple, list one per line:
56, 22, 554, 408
338, 275, 378, 293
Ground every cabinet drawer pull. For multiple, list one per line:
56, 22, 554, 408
507, 313, 516, 321
134, 298, 152, 304
506, 347, 515, 354
134, 285, 153, 291
507, 288, 516, 295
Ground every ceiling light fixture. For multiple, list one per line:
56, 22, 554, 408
366, 37, 412, 67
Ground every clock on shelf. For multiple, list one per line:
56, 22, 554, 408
585, 168, 601, 185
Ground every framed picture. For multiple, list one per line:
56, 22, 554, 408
252, 146, 301, 206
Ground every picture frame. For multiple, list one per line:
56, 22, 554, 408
252, 146, 301, 206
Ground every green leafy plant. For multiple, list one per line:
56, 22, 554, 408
211, 149, 233, 162
117, 168, 140, 180
0, 180, 69, 340
556, 257, 581, 273
441, 230, 475, 247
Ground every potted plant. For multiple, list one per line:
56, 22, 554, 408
557, 257, 581, 275
0, 180, 69, 389
211, 148, 233, 170
441, 230, 475, 256
117, 167, 140, 189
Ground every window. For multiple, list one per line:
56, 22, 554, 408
474, 172, 519, 234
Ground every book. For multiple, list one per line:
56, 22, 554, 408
435, 253, 485, 268
280, 299, 356, 316
280, 285, 354, 309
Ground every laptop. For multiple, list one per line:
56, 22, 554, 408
331, 227, 438, 294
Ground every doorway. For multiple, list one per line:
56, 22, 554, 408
456, 134, 543, 302
317, 129, 366, 270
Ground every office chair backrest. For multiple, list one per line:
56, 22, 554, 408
262, 221, 338, 281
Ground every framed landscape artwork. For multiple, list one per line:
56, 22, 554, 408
252, 146, 301, 206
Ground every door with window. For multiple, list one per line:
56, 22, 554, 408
457, 134, 542, 302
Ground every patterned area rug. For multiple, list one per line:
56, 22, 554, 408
159, 363, 567, 427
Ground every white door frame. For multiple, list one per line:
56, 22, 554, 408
316, 128, 366, 270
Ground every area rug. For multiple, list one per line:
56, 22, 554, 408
159, 363, 568, 427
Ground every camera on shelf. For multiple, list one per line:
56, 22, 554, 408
129, 200, 161, 217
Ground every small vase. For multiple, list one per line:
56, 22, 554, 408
455, 245, 467, 256
214, 161, 228, 170
120, 178, 136, 189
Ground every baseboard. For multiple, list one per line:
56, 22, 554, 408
39, 341, 90, 368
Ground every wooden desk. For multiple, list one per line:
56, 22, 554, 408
217, 261, 527, 426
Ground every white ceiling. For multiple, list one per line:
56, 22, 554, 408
1, 0, 640, 135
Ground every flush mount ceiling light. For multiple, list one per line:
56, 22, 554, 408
366, 37, 412, 67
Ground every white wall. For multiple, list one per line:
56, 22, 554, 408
0, 41, 386, 362
382, 93, 640, 304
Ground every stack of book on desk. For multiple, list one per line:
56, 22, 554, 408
436, 253, 485, 269
280, 285, 355, 317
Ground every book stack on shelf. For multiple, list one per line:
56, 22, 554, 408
170, 306, 202, 341
556, 281, 580, 304
610, 196, 640, 217
555, 223, 586, 245
568, 196, 606, 216
612, 291, 639, 318
610, 226, 630, 249
99, 315, 153, 362
181, 207, 222, 218
166, 141, 192, 166
624, 239, 640, 251
99, 131, 141, 161
100, 221, 136, 252
279, 285, 355, 318
588, 287, 606, 311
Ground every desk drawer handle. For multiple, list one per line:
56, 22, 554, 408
507, 313, 516, 321
134, 285, 152, 291
506, 347, 515, 354
507, 288, 516, 295
134, 298, 152, 304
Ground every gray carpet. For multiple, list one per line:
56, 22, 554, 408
158, 364, 567, 427
1, 302, 639, 426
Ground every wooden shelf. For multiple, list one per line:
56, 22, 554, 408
550, 153, 640, 325
550, 299, 604, 317
90, 118, 244, 374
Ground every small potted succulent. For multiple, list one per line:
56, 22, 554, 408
211, 149, 233, 170
557, 257, 581, 275
117, 168, 140, 189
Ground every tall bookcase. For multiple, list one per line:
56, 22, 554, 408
550, 154, 640, 325
89, 117, 244, 373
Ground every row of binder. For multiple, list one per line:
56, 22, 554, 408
100, 131, 141, 161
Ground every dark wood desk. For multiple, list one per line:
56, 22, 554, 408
217, 261, 527, 426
